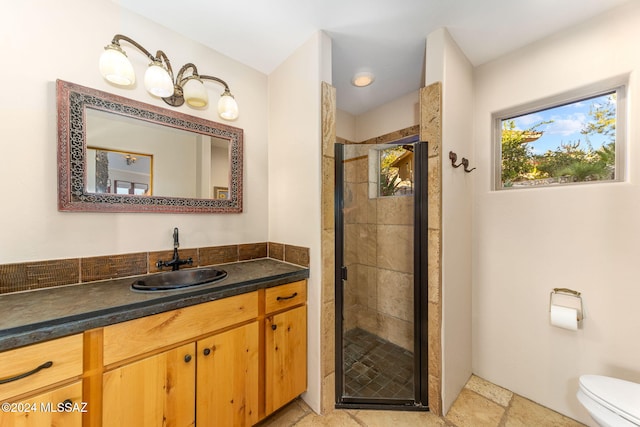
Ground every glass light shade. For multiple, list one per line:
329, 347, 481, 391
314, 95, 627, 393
144, 62, 174, 97
351, 72, 375, 87
99, 46, 135, 86
218, 93, 239, 120
183, 78, 208, 107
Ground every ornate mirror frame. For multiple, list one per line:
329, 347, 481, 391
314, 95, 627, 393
57, 80, 243, 213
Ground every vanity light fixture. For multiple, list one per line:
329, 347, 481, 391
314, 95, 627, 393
124, 154, 137, 165
99, 34, 239, 120
351, 71, 375, 87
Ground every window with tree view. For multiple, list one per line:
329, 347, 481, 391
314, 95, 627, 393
378, 145, 414, 197
498, 87, 624, 189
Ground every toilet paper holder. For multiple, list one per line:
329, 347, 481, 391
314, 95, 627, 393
549, 288, 585, 321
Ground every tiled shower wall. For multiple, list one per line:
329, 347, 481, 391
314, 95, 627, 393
342, 153, 415, 352
0, 242, 309, 295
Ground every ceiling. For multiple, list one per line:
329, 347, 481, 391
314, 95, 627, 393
116, 0, 631, 116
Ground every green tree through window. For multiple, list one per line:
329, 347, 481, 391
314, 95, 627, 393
499, 90, 619, 188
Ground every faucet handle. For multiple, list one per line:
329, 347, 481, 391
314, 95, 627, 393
173, 227, 179, 249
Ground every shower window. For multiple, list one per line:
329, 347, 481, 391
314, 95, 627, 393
494, 83, 626, 190
371, 142, 416, 198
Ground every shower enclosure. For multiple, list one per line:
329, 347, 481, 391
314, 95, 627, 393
335, 138, 429, 410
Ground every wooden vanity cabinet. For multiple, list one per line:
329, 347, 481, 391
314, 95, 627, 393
73, 280, 307, 427
0, 334, 84, 427
101, 323, 261, 427
98, 292, 258, 427
196, 321, 259, 426
102, 343, 196, 427
264, 281, 308, 416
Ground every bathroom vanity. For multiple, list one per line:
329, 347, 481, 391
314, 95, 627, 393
0, 258, 308, 426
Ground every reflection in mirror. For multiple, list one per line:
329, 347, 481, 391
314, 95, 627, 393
84, 109, 231, 199
86, 147, 153, 195
57, 80, 243, 213
213, 186, 228, 200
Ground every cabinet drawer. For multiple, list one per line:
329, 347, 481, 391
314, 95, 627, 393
104, 291, 258, 365
0, 334, 83, 402
265, 281, 307, 314
0, 381, 82, 426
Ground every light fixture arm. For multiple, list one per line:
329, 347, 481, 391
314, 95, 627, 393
174, 63, 231, 93
109, 34, 156, 63
199, 75, 231, 93
111, 35, 175, 81
175, 63, 199, 85
154, 50, 175, 81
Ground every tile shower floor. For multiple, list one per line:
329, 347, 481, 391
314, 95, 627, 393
257, 375, 587, 427
343, 328, 414, 399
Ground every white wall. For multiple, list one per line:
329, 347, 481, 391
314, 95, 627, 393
0, 0, 268, 263
426, 28, 474, 414
336, 91, 418, 143
472, 3, 640, 424
336, 109, 356, 141
355, 91, 419, 142
267, 31, 331, 413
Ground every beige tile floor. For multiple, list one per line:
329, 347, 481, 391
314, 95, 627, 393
257, 375, 587, 427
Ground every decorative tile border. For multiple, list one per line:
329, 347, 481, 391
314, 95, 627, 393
199, 245, 239, 266
239, 242, 268, 261
336, 125, 419, 147
268, 242, 311, 267
0, 259, 80, 294
0, 242, 309, 295
81, 252, 148, 282
268, 242, 285, 261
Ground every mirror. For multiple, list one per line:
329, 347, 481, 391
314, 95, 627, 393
57, 80, 243, 213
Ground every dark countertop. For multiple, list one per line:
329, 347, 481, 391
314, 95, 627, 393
0, 258, 309, 352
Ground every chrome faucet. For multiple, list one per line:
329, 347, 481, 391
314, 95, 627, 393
156, 227, 193, 271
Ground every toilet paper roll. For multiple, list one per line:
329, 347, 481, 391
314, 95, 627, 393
550, 305, 578, 330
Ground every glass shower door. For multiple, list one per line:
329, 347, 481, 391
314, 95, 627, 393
335, 139, 428, 408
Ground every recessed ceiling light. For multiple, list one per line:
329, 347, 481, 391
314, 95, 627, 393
352, 72, 375, 87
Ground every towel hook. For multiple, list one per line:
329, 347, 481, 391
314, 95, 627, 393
461, 158, 476, 173
449, 151, 476, 173
449, 151, 463, 168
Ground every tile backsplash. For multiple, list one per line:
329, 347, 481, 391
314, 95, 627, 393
0, 242, 309, 295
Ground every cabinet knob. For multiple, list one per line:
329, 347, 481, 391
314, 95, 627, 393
61, 399, 73, 406
271, 324, 277, 331
203, 348, 211, 356
184, 354, 192, 363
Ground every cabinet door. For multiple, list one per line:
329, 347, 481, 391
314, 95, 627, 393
265, 305, 307, 415
102, 343, 195, 427
196, 322, 259, 427
0, 381, 82, 427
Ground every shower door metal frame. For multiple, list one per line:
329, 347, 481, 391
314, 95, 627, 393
334, 140, 429, 411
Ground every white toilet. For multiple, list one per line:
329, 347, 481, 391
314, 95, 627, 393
577, 375, 640, 426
